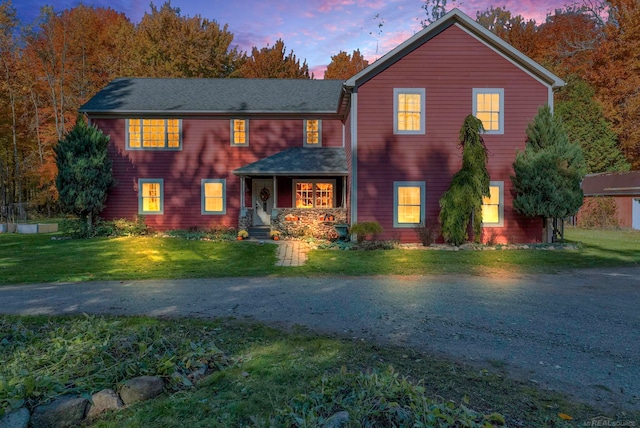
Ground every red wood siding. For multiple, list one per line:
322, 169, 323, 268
355, 24, 548, 243
95, 117, 344, 230
615, 197, 633, 228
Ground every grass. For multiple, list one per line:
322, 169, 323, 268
0, 227, 638, 285
2, 315, 627, 427
0, 235, 277, 284
299, 227, 640, 276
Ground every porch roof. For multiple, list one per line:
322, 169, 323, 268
233, 147, 348, 176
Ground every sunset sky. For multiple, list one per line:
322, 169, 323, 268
15, 0, 569, 76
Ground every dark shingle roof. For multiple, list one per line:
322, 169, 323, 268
80, 78, 345, 114
582, 171, 640, 196
233, 148, 347, 176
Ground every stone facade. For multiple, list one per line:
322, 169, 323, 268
238, 208, 253, 232
271, 208, 347, 239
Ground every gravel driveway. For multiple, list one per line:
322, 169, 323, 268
1, 267, 638, 413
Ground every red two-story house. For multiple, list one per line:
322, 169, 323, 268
80, 9, 564, 243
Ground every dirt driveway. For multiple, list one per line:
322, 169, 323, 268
1, 267, 638, 413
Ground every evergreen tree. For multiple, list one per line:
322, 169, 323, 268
511, 106, 586, 239
439, 115, 490, 245
55, 116, 113, 231
556, 79, 629, 173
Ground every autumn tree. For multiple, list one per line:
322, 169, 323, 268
324, 49, 368, 79
476, 7, 538, 58
0, 1, 23, 211
131, 1, 241, 78
512, 106, 585, 242
556, 78, 629, 173
439, 115, 490, 245
588, 0, 640, 167
55, 115, 113, 233
236, 39, 310, 78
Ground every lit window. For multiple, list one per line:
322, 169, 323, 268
231, 119, 248, 146
482, 181, 504, 227
473, 88, 504, 134
139, 179, 163, 214
294, 180, 335, 208
304, 119, 321, 146
394, 88, 425, 134
394, 182, 425, 227
202, 179, 226, 215
127, 119, 181, 150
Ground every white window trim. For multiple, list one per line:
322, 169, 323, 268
393, 88, 426, 135
303, 119, 322, 147
472, 88, 504, 135
292, 179, 337, 208
393, 181, 426, 228
138, 178, 164, 215
230, 119, 249, 146
482, 180, 504, 227
201, 179, 226, 215
126, 119, 182, 150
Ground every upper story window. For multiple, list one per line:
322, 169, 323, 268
127, 119, 181, 150
294, 180, 335, 208
473, 88, 504, 134
202, 179, 226, 215
138, 178, 164, 214
231, 119, 249, 146
394, 88, 425, 134
304, 119, 322, 146
394, 181, 425, 227
482, 181, 504, 227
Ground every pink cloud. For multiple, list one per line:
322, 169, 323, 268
317, 0, 355, 13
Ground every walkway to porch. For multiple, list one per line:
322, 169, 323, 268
274, 240, 311, 267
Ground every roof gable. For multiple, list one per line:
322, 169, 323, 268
345, 8, 564, 89
80, 78, 345, 115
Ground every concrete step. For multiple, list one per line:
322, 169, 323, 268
248, 226, 271, 239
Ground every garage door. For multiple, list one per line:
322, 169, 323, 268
633, 198, 640, 229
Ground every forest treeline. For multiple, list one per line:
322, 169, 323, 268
0, 0, 636, 217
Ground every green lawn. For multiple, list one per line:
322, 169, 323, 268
0, 228, 638, 285
1, 315, 613, 427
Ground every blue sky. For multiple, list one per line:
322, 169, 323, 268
15, 0, 568, 77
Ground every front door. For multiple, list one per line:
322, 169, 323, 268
252, 179, 274, 226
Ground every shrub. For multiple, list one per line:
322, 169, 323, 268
577, 196, 619, 228
350, 221, 383, 242
414, 219, 441, 246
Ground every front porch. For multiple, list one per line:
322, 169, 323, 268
234, 147, 349, 239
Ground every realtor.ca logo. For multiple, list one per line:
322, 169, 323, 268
583, 416, 637, 427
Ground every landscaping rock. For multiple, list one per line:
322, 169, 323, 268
30, 396, 88, 428
86, 389, 124, 419
119, 376, 164, 405
0, 407, 30, 428
323, 411, 349, 428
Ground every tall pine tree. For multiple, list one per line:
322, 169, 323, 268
511, 106, 586, 241
55, 115, 113, 232
439, 115, 490, 245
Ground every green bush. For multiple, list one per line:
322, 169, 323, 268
577, 196, 620, 228
350, 222, 383, 242
275, 367, 505, 427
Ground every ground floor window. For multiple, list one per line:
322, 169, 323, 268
294, 180, 335, 208
482, 181, 504, 227
202, 179, 226, 214
394, 182, 425, 227
139, 179, 163, 214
